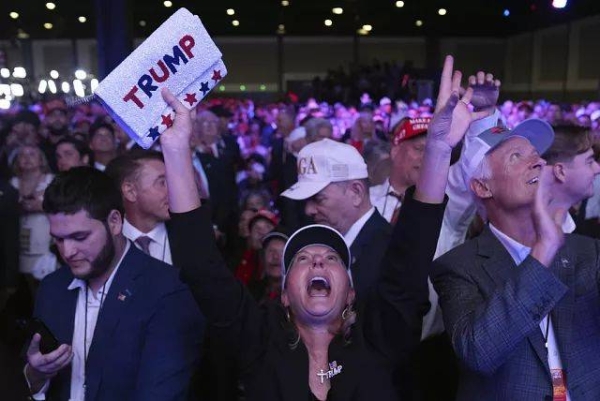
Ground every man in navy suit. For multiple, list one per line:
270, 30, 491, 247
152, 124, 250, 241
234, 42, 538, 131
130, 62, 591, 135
281, 138, 391, 300
24, 167, 204, 401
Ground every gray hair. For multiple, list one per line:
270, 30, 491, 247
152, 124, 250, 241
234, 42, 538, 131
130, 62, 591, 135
304, 118, 333, 143
470, 155, 493, 221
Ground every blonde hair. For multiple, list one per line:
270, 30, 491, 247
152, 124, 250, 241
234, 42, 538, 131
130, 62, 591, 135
12, 145, 50, 177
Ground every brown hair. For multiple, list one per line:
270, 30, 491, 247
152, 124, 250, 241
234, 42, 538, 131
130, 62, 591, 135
542, 125, 593, 165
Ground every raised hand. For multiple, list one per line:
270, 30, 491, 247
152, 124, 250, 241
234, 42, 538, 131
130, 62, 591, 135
159, 88, 195, 154
429, 56, 490, 150
531, 166, 565, 267
468, 72, 501, 113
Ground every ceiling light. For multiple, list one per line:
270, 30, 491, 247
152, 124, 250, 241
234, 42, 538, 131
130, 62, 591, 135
281, 0, 290, 5
139, 20, 146, 27
219, 85, 226, 91
163, 1, 173, 8
325, 19, 333, 27
0, 68, 10, 78
11, 84, 24, 97
50, 70, 59, 79
357, 28, 368, 35
44, 22, 53, 30
438, 8, 447, 16
232, 20, 240, 27
90, 78, 99, 93
503, 9, 510, 17
552, 0, 567, 9
78, 16, 86, 23
38, 80, 48, 94
13, 67, 26, 78
48, 80, 57, 94
61, 82, 70, 93
332, 7, 343, 15
395, 1, 404, 8
10, 12, 19, 19
74, 69, 87, 79
240, 85, 246, 91
416, 20, 423, 27
46, 2, 56, 10
277, 24, 285, 34
226, 8, 235, 15
362, 24, 373, 32
260, 84, 267, 91
17, 29, 29, 39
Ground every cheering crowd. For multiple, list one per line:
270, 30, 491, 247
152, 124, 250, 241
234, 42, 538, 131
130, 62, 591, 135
0, 55, 599, 400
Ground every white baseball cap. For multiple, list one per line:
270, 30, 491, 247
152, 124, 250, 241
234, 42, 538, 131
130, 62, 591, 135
281, 138, 368, 200
462, 119, 555, 185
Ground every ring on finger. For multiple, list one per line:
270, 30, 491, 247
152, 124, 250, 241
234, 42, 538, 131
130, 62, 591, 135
460, 99, 470, 106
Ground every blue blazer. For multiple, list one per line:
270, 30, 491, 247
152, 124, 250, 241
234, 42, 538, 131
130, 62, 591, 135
33, 243, 204, 401
432, 227, 600, 400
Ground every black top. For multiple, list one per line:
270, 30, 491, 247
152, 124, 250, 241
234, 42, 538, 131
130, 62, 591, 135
170, 187, 446, 400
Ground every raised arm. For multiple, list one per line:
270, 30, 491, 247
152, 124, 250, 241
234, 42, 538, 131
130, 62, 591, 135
159, 88, 263, 338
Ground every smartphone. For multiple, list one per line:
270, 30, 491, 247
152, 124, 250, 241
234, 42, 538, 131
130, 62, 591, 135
27, 318, 60, 354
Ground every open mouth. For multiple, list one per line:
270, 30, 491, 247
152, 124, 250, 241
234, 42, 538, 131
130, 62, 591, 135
307, 276, 331, 297
527, 177, 539, 185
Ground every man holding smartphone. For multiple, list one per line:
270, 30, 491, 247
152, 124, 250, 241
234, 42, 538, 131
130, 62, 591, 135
24, 167, 204, 401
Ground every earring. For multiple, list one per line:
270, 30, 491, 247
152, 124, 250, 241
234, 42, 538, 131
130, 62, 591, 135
342, 306, 351, 320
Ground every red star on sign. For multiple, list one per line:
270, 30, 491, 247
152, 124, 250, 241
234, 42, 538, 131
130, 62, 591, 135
184, 93, 197, 106
211, 69, 222, 82
161, 113, 174, 128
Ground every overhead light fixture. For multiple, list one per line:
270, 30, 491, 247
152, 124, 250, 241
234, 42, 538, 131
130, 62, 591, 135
73, 79, 85, 97
503, 9, 510, 17
163, 1, 173, 8
50, 70, 59, 79
74, 69, 87, 80
78, 16, 86, 23
324, 19, 333, 27
240, 85, 246, 91
395, 1, 404, 8
552, 0, 567, 9
357, 28, 368, 35
48, 79, 57, 94
10, 12, 19, 19
90, 78, 99, 93
139, 20, 147, 27
226, 8, 235, 15
13, 67, 27, 78
11, 84, 24, 97
232, 20, 240, 27
260, 84, 267, 91
0, 68, 10, 78
332, 7, 343, 15
416, 20, 423, 27
277, 24, 285, 34
38, 80, 48, 94
362, 24, 373, 32
44, 22, 53, 29
17, 29, 29, 39
281, 0, 290, 6
46, 2, 56, 10
438, 8, 447, 16
219, 85, 226, 91
61, 82, 70, 93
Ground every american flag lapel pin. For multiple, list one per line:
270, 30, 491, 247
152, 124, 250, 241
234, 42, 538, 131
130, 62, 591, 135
118, 289, 132, 301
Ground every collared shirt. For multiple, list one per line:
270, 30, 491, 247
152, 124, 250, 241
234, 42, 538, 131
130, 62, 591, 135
343, 207, 376, 247
122, 218, 172, 265
93, 161, 106, 172
192, 149, 211, 198
369, 179, 402, 223
489, 223, 571, 401
30, 242, 130, 401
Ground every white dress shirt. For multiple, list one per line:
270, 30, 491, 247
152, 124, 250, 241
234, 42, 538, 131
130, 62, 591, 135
122, 218, 172, 265
488, 223, 571, 401
343, 207, 376, 247
30, 242, 130, 401
369, 179, 402, 223
93, 162, 106, 172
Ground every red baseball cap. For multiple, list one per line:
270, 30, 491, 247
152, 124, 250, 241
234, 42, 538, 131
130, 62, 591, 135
391, 117, 431, 145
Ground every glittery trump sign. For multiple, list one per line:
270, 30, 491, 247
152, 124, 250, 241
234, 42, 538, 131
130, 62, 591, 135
95, 8, 227, 149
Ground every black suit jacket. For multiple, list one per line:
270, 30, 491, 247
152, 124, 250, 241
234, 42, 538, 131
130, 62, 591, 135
349, 210, 393, 300
171, 188, 445, 400
0, 180, 19, 290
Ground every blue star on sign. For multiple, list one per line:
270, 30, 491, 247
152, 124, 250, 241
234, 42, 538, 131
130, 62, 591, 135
199, 81, 210, 96
148, 126, 160, 140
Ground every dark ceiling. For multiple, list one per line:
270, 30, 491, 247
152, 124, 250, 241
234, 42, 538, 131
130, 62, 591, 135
1, 0, 599, 40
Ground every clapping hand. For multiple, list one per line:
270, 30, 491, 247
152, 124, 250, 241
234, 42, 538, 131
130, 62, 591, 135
531, 166, 566, 267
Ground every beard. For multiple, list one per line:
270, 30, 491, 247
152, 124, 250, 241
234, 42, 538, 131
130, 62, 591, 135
79, 223, 116, 281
